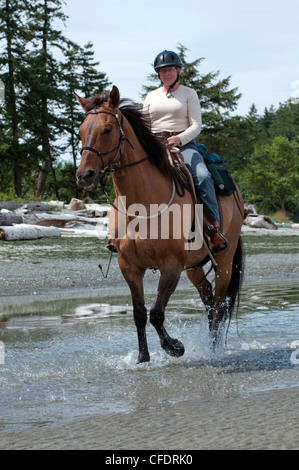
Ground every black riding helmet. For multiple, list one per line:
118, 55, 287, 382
154, 50, 183, 71
154, 50, 183, 94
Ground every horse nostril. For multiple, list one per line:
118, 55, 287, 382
76, 170, 95, 181
76, 171, 84, 183
86, 170, 95, 180
76, 169, 96, 187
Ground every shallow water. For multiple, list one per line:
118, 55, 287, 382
0, 275, 298, 447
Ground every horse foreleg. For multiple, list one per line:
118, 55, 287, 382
119, 260, 149, 363
150, 266, 185, 358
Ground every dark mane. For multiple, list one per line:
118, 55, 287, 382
119, 99, 173, 177
84, 92, 173, 178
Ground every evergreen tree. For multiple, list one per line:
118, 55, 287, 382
19, 0, 71, 198
0, 0, 110, 200
59, 41, 83, 193
78, 42, 111, 97
259, 105, 276, 140
0, 0, 29, 195
267, 100, 299, 141
60, 41, 111, 196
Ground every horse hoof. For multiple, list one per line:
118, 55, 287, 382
172, 339, 185, 357
137, 352, 150, 363
161, 338, 185, 358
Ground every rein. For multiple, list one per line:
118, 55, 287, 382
102, 180, 176, 220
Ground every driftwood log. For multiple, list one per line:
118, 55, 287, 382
0, 199, 111, 239
0, 201, 54, 211
0, 224, 61, 241
244, 214, 278, 230
22, 212, 107, 227
0, 212, 23, 226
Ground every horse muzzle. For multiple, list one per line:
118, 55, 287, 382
76, 169, 99, 189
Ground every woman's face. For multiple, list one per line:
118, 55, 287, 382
159, 67, 179, 86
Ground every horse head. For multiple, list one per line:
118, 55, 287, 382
75, 86, 122, 190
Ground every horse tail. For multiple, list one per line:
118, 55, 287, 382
226, 236, 244, 321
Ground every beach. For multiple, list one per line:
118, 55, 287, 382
1, 386, 298, 450
0, 228, 298, 450
0, 226, 298, 298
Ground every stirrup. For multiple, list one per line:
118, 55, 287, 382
106, 239, 117, 253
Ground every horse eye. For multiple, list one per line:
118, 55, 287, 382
103, 127, 112, 135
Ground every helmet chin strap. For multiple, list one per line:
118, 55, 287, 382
163, 71, 180, 98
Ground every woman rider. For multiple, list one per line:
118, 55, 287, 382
143, 50, 227, 253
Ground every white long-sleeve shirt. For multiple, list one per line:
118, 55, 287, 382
143, 85, 202, 146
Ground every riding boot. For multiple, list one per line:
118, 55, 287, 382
203, 213, 227, 253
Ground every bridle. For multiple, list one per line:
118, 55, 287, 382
79, 104, 176, 220
80, 105, 153, 191
80, 106, 135, 172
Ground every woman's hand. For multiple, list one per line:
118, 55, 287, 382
167, 135, 181, 147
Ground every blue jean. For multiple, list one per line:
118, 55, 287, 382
179, 140, 220, 221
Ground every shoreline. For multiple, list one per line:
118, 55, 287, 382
0, 230, 298, 300
0, 252, 298, 299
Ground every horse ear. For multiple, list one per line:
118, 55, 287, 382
74, 92, 89, 111
109, 85, 120, 108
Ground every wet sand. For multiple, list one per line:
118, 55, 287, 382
1, 386, 298, 450
0, 233, 298, 450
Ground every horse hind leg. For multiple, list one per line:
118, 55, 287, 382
186, 266, 214, 315
210, 237, 244, 343
150, 266, 185, 358
187, 264, 232, 347
186, 237, 243, 346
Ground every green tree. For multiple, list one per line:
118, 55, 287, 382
60, 41, 111, 197
259, 105, 276, 140
19, 0, 71, 198
0, 0, 29, 196
237, 136, 299, 213
267, 100, 299, 141
0, 0, 110, 201
203, 114, 259, 175
77, 42, 111, 97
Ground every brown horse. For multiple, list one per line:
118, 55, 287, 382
76, 86, 244, 363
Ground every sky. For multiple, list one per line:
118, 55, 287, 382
61, 0, 299, 116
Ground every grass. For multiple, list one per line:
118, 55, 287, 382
0, 234, 298, 262
0, 237, 110, 262
242, 235, 299, 255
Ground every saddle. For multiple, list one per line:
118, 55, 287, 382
167, 147, 220, 220
166, 147, 227, 262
